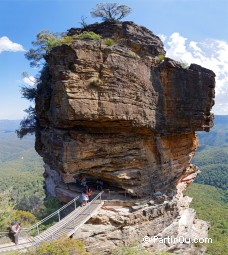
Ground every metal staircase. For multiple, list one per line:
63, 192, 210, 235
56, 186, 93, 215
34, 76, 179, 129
0, 192, 103, 254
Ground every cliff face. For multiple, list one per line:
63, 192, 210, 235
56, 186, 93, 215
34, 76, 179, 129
35, 21, 215, 254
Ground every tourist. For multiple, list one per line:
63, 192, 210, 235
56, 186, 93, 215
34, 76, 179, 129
80, 190, 89, 206
10, 222, 20, 245
96, 179, 104, 190
86, 186, 93, 201
79, 176, 87, 187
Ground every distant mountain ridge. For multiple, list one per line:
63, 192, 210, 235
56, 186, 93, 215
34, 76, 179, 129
0, 119, 21, 132
197, 115, 228, 147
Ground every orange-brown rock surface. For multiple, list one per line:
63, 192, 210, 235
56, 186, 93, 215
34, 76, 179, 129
35, 21, 215, 254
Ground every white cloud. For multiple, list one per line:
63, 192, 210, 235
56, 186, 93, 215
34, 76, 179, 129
0, 36, 25, 53
22, 76, 36, 86
158, 34, 166, 42
161, 33, 228, 115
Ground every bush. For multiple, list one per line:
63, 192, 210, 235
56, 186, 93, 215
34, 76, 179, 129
155, 54, 165, 63
38, 196, 60, 219
91, 3, 132, 22
4, 239, 88, 255
25, 31, 74, 67
13, 210, 37, 227
76, 31, 101, 40
112, 244, 150, 255
103, 38, 115, 46
128, 50, 140, 59
32, 238, 88, 255
16, 106, 37, 139
88, 77, 103, 87
0, 190, 15, 230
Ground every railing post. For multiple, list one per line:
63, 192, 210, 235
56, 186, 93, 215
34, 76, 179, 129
74, 199, 77, 210
58, 210, 61, 221
36, 224, 40, 235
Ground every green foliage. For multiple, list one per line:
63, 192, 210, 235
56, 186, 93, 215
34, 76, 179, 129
20, 86, 37, 101
103, 38, 115, 46
195, 163, 228, 190
13, 210, 37, 227
155, 253, 172, 255
25, 30, 74, 67
193, 147, 228, 167
3, 252, 20, 255
16, 106, 37, 139
79, 16, 88, 28
0, 190, 37, 231
0, 132, 45, 213
34, 239, 88, 255
20, 72, 37, 101
88, 77, 103, 87
91, 2, 132, 22
192, 145, 228, 191
0, 190, 15, 230
38, 197, 60, 219
111, 244, 150, 255
76, 31, 101, 40
155, 54, 165, 63
187, 116, 228, 254
5, 239, 88, 255
17, 64, 52, 139
128, 50, 140, 59
192, 116, 228, 191
186, 184, 228, 255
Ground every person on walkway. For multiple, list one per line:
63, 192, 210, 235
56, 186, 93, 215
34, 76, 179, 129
86, 186, 93, 201
96, 179, 104, 190
80, 190, 89, 206
79, 176, 87, 187
11, 222, 20, 245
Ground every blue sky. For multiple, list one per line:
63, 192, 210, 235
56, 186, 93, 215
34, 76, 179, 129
0, 0, 228, 119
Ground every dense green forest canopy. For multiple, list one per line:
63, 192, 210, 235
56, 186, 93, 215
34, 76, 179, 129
0, 121, 45, 212
192, 115, 228, 191
186, 184, 228, 255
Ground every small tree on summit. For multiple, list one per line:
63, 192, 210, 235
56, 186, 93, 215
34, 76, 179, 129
90, 2, 132, 22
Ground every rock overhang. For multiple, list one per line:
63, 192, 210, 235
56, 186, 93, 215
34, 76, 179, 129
35, 21, 215, 198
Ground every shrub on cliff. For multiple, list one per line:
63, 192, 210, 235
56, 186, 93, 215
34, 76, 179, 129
16, 106, 37, 139
26, 30, 74, 67
103, 38, 115, 46
91, 2, 132, 22
111, 244, 150, 255
6, 238, 88, 255
76, 31, 101, 40
0, 190, 38, 231
128, 50, 140, 59
17, 64, 52, 139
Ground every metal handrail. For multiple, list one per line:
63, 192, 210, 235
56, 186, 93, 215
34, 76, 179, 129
20, 195, 80, 234
34, 191, 104, 244
0, 192, 104, 253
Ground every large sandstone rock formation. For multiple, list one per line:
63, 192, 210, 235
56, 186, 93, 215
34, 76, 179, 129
35, 21, 215, 254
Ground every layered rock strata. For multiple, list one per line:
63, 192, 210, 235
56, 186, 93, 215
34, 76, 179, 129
35, 21, 215, 254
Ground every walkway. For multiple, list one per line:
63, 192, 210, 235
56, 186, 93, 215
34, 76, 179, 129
0, 192, 103, 254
